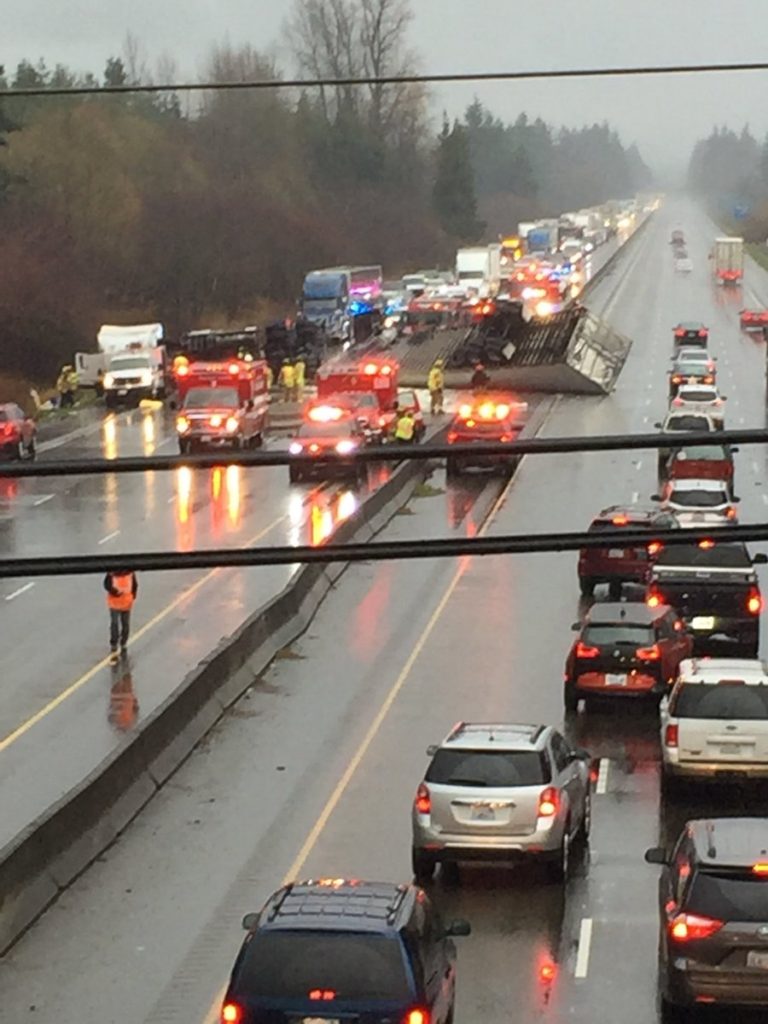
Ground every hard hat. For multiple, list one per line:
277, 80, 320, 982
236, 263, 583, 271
282, 358, 290, 364
435, 358, 444, 366
475, 362, 485, 370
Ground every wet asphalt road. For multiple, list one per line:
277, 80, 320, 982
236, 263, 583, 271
3, 201, 768, 1024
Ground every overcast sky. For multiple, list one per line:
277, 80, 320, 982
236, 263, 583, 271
4, 0, 768, 180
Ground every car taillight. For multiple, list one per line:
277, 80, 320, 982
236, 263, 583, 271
499, 434, 511, 443
672, 397, 682, 406
748, 588, 763, 615
648, 541, 663, 556
698, 329, 707, 337
669, 913, 723, 942
403, 1010, 430, 1024
675, 329, 685, 337
647, 588, 663, 608
726, 506, 736, 519
447, 431, 458, 443
221, 1003, 243, 1024
537, 787, 559, 818
703, 375, 714, 384
575, 641, 599, 658
636, 643, 661, 661
671, 375, 682, 384
414, 783, 431, 815
664, 724, 679, 748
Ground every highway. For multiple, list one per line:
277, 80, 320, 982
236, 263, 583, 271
3, 199, 768, 1023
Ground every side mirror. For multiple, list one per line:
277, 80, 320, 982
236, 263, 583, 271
569, 747, 591, 762
731, 446, 739, 453
650, 494, 661, 502
654, 422, 663, 429
426, 744, 438, 757
570, 621, 581, 631
444, 919, 471, 938
644, 847, 669, 866
753, 553, 768, 565
733, 496, 741, 503
242, 913, 259, 931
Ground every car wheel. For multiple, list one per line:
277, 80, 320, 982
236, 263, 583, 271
563, 682, 579, 713
578, 577, 595, 597
660, 770, 683, 802
445, 1003, 455, 1024
608, 580, 622, 600
545, 829, 570, 883
578, 791, 591, 842
412, 848, 436, 883
26, 437, 36, 460
660, 996, 689, 1023
289, 465, 303, 484
250, 432, 263, 449
15, 440, 24, 461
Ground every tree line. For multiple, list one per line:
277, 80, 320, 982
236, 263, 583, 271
0, 0, 650, 382
688, 125, 768, 239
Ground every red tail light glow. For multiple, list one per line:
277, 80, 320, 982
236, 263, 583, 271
669, 913, 723, 942
647, 589, 662, 608
539, 960, 558, 982
698, 329, 708, 337
228, 362, 240, 376
752, 862, 768, 875
636, 644, 661, 661
671, 375, 682, 384
748, 589, 763, 615
575, 641, 599, 658
664, 724, 679, 748
537, 787, 559, 818
648, 541, 663, 556
309, 989, 337, 1001
675, 329, 685, 337
404, 1010, 430, 1024
447, 432, 458, 443
176, 363, 190, 376
698, 539, 715, 549
414, 783, 431, 815
726, 506, 737, 520
221, 1003, 243, 1024
611, 514, 629, 525
703, 375, 714, 384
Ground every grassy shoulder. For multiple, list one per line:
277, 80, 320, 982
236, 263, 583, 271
747, 243, 768, 274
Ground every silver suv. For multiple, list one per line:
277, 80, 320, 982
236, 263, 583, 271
411, 722, 591, 884
660, 658, 768, 792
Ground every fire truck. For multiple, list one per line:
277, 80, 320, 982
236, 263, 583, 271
174, 358, 270, 454
314, 357, 400, 441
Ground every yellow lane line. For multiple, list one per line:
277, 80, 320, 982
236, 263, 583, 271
0, 511, 289, 754
201, 472, 515, 1024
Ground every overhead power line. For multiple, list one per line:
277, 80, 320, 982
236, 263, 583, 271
2, 61, 768, 99
1, 428, 764, 479
0, 523, 766, 579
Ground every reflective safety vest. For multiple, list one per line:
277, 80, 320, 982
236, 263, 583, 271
107, 573, 135, 611
280, 364, 296, 387
295, 361, 306, 387
428, 366, 444, 391
394, 413, 415, 441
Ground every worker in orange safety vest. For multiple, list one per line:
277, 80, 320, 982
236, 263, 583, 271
104, 569, 138, 663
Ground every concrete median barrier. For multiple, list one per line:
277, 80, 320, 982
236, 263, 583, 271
0, 448, 430, 954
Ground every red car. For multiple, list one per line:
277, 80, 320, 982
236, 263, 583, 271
0, 403, 37, 460
446, 394, 527, 476
564, 602, 693, 711
578, 505, 678, 598
377, 389, 426, 442
662, 443, 735, 495
288, 400, 372, 484
739, 309, 768, 331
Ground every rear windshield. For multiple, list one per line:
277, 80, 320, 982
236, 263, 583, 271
675, 351, 709, 363
426, 749, 549, 787
666, 416, 711, 431
656, 544, 751, 568
687, 872, 768, 923
678, 390, 716, 403
234, 931, 410, 1000
674, 364, 710, 377
672, 683, 768, 719
674, 446, 727, 461
582, 625, 654, 646
183, 387, 239, 409
669, 487, 727, 507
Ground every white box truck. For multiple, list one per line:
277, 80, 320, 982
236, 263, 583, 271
456, 247, 499, 298
712, 237, 743, 284
96, 324, 167, 407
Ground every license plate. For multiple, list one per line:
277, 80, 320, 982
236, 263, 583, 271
719, 743, 744, 755
605, 673, 627, 686
691, 616, 715, 630
747, 951, 768, 969
200, 435, 212, 443
608, 548, 625, 558
471, 804, 496, 821
302, 1019, 340, 1024
118, 389, 128, 396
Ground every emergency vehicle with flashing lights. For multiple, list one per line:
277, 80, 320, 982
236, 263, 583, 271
314, 357, 399, 441
174, 359, 269, 454
288, 399, 372, 484
564, 602, 693, 711
646, 541, 767, 656
577, 505, 678, 599
445, 396, 528, 477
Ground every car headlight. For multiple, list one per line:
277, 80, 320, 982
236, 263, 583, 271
288, 441, 303, 455
225, 417, 239, 433
336, 439, 357, 455
103, 373, 114, 388
139, 369, 153, 386
209, 415, 223, 428
535, 300, 554, 318
176, 416, 190, 433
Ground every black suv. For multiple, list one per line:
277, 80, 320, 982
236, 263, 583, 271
646, 818, 768, 1021
220, 879, 471, 1024
673, 322, 709, 349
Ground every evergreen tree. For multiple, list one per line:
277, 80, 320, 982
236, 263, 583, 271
432, 117, 484, 241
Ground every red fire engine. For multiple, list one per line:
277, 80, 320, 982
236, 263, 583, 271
313, 357, 400, 441
174, 358, 269, 454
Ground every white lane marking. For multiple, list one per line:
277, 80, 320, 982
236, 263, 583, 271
763, 494, 768, 506
5, 582, 34, 602
739, 417, 745, 425
636, 460, 642, 470
631, 491, 639, 503
644, 397, 651, 405
98, 530, 120, 545
753, 461, 760, 475
643, 416, 649, 424
33, 494, 53, 507
167, 496, 175, 504
575, 918, 594, 978
596, 758, 610, 795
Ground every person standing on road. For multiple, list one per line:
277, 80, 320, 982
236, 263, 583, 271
294, 355, 306, 402
394, 407, 416, 444
104, 568, 138, 663
470, 362, 490, 393
279, 359, 296, 402
57, 364, 78, 408
427, 358, 445, 415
